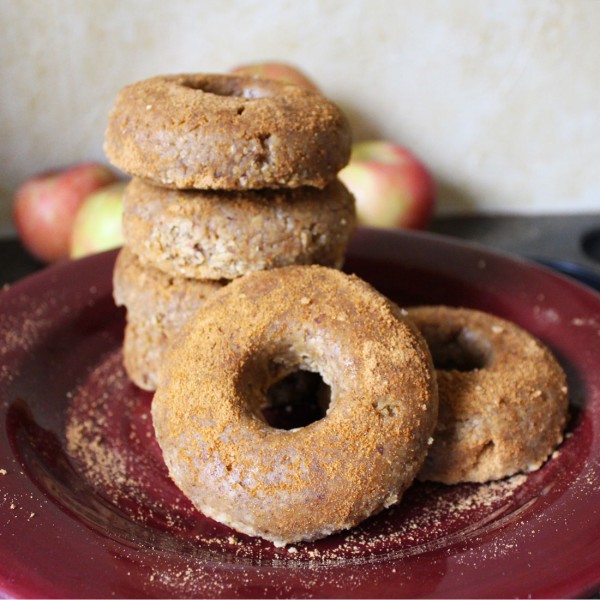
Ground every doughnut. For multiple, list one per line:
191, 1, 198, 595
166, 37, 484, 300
113, 247, 225, 390
406, 306, 569, 484
121, 316, 169, 392
113, 246, 226, 329
104, 73, 352, 190
122, 177, 356, 280
152, 265, 438, 546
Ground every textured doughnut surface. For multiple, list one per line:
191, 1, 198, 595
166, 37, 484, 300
122, 177, 356, 280
152, 265, 437, 546
113, 247, 225, 390
104, 73, 352, 190
121, 316, 168, 392
408, 305, 569, 484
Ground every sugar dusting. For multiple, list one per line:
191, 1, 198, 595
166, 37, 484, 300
59, 348, 547, 597
0, 299, 55, 387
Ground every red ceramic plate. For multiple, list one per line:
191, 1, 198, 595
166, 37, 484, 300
1, 228, 600, 599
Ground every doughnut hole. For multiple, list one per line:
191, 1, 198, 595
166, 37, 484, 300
179, 76, 273, 100
263, 369, 331, 430
424, 326, 492, 372
238, 342, 334, 431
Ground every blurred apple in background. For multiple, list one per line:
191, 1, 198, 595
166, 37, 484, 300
12, 162, 118, 262
230, 62, 320, 92
339, 141, 436, 230
69, 181, 126, 259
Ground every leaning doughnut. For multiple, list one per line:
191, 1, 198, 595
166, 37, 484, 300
113, 247, 225, 390
122, 177, 356, 280
407, 305, 569, 484
152, 265, 438, 546
104, 73, 352, 190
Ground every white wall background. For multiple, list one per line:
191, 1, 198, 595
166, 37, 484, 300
1, 0, 599, 234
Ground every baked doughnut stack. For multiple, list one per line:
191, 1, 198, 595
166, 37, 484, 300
105, 73, 355, 390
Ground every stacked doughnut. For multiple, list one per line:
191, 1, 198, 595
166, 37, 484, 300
105, 73, 355, 390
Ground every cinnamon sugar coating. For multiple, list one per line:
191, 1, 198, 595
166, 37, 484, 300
104, 73, 352, 190
152, 265, 438, 546
113, 247, 225, 390
122, 177, 356, 280
409, 306, 569, 484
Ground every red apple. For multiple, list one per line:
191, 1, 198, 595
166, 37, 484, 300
12, 162, 118, 262
338, 141, 436, 230
229, 62, 320, 92
69, 181, 127, 259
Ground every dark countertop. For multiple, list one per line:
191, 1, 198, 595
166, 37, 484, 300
430, 213, 600, 293
431, 212, 600, 282
0, 236, 44, 286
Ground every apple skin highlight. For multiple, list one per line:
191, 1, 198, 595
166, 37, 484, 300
69, 181, 126, 259
12, 162, 118, 262
229, 62, 320, 92
339, 141, 436, 230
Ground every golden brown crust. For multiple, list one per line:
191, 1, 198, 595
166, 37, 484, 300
104, 73, 352, 190
113, 247, 225, 390
152, 265, 438, 546
408, 305, 569, 484
122, 177, 356, 280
